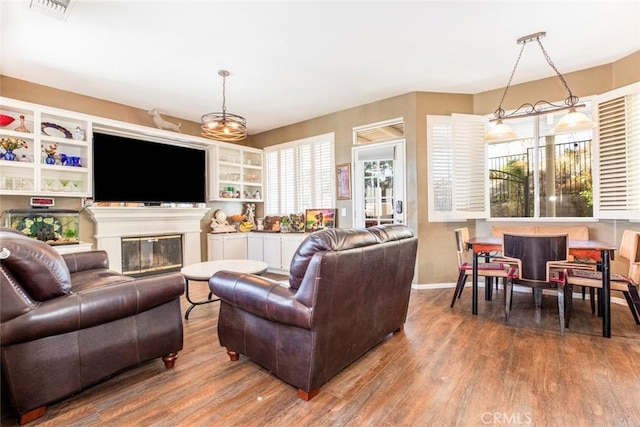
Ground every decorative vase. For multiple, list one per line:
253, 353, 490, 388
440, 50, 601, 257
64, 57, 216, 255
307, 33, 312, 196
14, 115, 31, 133
45, 154, 56, 165
4, 150, 16, 161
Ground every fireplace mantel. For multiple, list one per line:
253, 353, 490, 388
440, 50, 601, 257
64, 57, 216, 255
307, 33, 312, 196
87, 206, 210, 273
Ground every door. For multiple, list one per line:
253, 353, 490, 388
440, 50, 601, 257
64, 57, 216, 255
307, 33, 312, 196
353, 140, 406, 228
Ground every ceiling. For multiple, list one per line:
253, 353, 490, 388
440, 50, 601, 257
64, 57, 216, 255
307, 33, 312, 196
1, 1, 639, 136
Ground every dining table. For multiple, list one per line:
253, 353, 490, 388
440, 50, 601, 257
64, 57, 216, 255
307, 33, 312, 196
465, 236, 617, 338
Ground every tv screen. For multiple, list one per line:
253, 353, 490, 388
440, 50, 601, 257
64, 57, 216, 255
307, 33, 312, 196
93, 132, 206, 203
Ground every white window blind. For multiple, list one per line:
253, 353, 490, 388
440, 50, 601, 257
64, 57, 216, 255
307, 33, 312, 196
264, 133, 335, 215
452, 113, 489, 218
427, 116, 453, 221
427, 114, 488, 222
594, 82, 640, 220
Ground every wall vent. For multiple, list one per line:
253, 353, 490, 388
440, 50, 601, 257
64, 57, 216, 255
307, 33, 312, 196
27, 0, 76, 21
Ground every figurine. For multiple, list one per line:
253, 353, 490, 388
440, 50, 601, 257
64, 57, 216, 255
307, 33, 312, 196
74, 126, 85, 141
244, 203, 256, 227
147, 109, 182, 133
210, 209, 237, 233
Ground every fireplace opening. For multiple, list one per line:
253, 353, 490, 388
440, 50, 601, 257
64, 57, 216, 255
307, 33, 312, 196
121, 234, 183, 277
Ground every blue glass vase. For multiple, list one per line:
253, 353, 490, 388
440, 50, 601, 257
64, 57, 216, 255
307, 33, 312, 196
4, 150, 16, 161
45, 154, 56, 165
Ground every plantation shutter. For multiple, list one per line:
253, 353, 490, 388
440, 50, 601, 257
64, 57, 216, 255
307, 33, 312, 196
264, 133, 335, 215
264, 151, 280, 215
593, 82, 640, 220
427, 116, 454, 221
427, 114, 488, 221
312, 139, 334, 208
452, 113, 489, 219
279, 147, 296, 214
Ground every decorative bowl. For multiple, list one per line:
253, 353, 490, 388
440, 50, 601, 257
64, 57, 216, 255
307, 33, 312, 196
0, 114, 15, 127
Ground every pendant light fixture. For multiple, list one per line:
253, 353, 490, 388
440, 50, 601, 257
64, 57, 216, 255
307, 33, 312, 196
483, 32, 596, 143
201, 70, 247, 142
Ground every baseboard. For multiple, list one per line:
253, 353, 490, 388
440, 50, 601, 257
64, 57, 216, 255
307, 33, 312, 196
412, 282, 629, 306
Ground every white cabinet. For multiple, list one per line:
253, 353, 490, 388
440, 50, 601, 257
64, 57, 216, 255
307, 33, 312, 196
0, 98, 92, 197
281, 234, 307, 271
207, 232, 308, 272
262, 233, 283, 271
207, 144, 263, 202
252, 232, 307, 273
247, 233, 264, 260
207, 233, 248, 261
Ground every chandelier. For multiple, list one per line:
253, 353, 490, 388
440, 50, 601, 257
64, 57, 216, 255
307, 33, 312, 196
483, 32, 596, 143
201, 70, 247, 142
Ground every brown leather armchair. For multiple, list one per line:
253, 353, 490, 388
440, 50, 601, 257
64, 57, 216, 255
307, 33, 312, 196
0, 228, 185, 425
209, 224, 418, 400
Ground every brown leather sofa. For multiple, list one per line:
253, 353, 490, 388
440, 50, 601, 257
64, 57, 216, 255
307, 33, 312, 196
209, 224, 418, 400
0, 228, 185, 425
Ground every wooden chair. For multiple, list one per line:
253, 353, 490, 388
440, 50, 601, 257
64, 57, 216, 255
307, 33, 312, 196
502, 233, 569, 335
450, 227, 509, 308
562, 230, 640, 328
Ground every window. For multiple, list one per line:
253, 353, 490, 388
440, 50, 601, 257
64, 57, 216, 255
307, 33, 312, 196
264, 133, 335, 215
427, 83, 639, 221
486, 106, 594, 218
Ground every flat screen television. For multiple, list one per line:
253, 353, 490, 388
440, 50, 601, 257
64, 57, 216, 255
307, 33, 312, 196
93, 132, 206, 203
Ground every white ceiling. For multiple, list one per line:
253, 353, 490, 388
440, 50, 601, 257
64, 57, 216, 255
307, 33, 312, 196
1, 0, 639, 135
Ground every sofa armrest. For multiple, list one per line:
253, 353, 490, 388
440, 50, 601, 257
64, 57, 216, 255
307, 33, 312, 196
0, 272, 185, 346
209, 271, 311, 329
63, 250, 109, 273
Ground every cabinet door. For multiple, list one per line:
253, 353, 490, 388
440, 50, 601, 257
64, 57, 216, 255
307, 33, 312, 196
281, 234, 306, 271
263, 234, 282, 270
207, 234, 224, 261
247, 233, 264, 261
208, 234, 248, 260
223, 234, 248, 259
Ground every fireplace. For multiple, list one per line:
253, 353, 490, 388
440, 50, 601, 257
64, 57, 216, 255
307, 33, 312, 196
121, 234, 183, 276
87, 206, 209, 274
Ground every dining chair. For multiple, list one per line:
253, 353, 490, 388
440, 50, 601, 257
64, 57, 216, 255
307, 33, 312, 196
450, 227, 509, 308
562, 230, 640, 328
502, 233, 569, 335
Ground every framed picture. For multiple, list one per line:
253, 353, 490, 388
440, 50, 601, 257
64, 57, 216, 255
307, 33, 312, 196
336, 163, 352, 200
305, 209, 337, 233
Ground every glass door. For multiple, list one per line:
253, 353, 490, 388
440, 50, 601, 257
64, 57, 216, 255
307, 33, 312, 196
353, 140, 405, 228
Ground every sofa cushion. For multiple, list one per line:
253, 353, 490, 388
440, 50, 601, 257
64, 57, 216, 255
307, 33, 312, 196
0, 229, 72, 301
288, 228, 380, 290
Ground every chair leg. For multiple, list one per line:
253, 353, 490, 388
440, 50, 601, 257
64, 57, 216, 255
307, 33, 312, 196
505, 279, 513, 320
590, 288, 596, 314
451, 271, 467, 308
627, 284, 640, 324
557, 284, 565, 336
622, 289, 640, 325
533, 288, 543, 308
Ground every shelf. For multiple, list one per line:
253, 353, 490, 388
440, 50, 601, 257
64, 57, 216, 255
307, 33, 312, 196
1, 97, 92, 198
208, 145, 263, 202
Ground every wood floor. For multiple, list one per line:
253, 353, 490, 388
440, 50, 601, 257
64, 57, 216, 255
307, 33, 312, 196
2, 279, 640, 427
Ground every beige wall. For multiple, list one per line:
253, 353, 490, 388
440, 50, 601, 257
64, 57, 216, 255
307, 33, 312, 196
1, 51, 639, 283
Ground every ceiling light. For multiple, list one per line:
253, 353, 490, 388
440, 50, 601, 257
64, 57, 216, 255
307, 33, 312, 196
483, 32, 596, 143
201, 70, 247, 142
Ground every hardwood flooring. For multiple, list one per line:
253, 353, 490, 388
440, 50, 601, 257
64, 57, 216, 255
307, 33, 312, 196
2, 279, 640, 426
